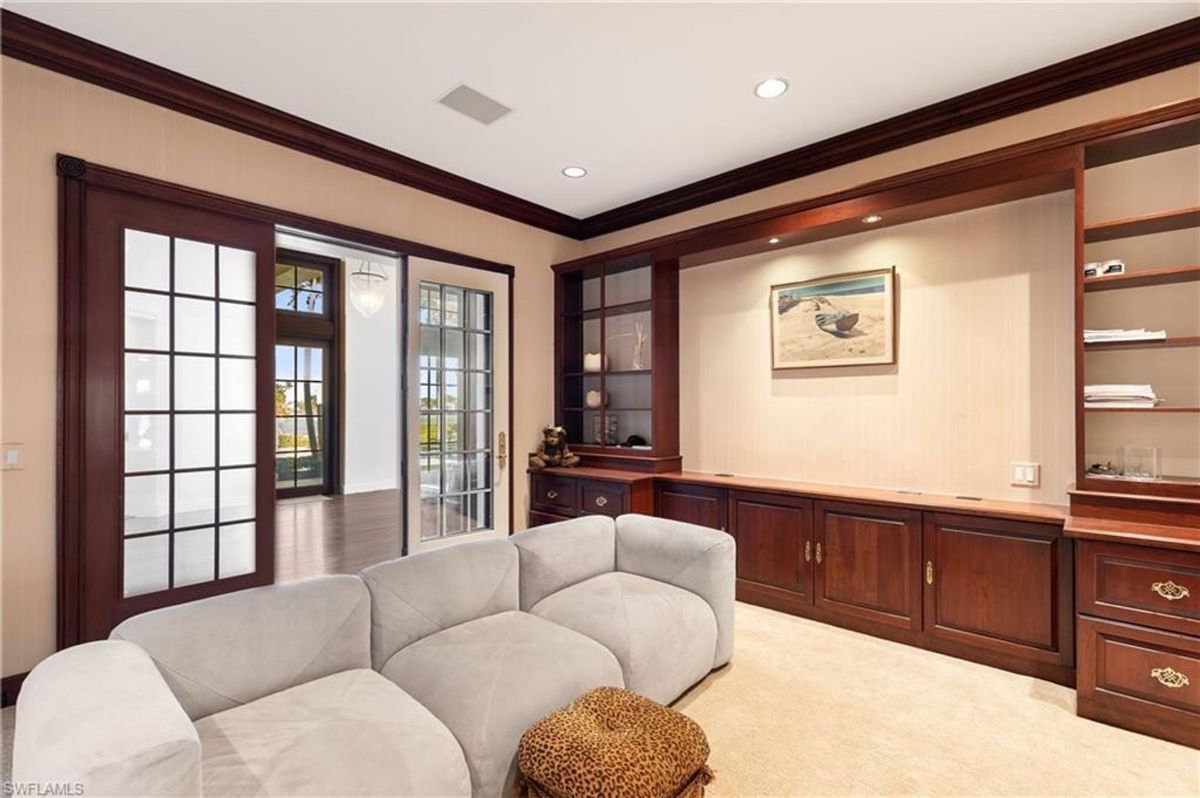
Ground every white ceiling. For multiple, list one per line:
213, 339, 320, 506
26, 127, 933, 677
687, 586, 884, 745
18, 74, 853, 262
10, 2, 1199, 218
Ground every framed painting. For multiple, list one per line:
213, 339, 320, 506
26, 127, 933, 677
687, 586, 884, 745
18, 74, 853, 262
770, 266, 895, 369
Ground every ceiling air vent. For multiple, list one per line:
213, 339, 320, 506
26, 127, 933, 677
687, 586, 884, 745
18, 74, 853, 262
438, 85, 512, 125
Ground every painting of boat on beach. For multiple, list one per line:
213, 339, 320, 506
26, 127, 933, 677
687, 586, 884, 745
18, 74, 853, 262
770, 267, 895, 369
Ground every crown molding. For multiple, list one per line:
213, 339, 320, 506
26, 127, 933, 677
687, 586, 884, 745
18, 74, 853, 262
4, 10, 1198, 241
1, 10, 583, 239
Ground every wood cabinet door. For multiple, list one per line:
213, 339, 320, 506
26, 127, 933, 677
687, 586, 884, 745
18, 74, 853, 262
728, 491, 813, 599
655, 481, 727, 530
814, 501, 923, 631
923, 513, 1072, 667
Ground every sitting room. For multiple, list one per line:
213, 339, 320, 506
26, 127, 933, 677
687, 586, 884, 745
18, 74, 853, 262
2, 3, 1199, 796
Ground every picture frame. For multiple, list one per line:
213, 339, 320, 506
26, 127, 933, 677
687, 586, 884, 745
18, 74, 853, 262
770, 266, 896, 369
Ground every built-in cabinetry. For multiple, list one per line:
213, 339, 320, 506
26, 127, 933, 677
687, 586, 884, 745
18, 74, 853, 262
529, 469, 1074, 685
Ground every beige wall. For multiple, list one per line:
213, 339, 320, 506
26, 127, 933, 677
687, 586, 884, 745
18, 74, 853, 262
679, 193, 1076, 504
0, 58, 582, 676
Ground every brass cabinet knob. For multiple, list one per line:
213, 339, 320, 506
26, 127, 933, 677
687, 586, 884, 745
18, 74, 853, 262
1151, 580, 1191, 601
804, 540, 812, 563
1150, 667, 1190, 689
595, 496, 608, 508
546, 490, 558, 500
926, 561, 935, 586
815, 542, 823, 564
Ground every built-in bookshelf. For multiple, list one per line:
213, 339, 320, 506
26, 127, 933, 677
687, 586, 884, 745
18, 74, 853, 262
1077, 114, 1200, 498
554, 254, 680, 471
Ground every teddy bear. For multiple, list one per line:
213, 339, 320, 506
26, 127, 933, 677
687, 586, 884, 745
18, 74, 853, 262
528, 425, 580, 470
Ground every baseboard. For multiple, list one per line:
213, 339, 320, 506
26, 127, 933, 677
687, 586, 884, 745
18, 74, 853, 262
2, 671, 28, 707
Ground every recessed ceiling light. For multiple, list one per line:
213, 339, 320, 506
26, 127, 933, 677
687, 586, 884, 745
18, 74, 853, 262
754, 78, 789, 99
562, 166, 587, 179
862, 214, 883, 224
768, 237, 781, 245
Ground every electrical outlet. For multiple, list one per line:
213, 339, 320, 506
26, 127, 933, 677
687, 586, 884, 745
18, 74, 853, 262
1011, 462, 1040, 487
2, 443, 24, 471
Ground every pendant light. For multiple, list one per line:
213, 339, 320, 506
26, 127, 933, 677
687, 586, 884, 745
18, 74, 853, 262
349, 259, 388, 318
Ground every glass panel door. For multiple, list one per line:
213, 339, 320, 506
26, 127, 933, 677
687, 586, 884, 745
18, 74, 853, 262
275, 342, 329, 492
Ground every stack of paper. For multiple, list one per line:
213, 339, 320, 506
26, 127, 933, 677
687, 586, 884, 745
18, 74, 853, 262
1084, 328, 1167, 343
1084, 384, 1159, 409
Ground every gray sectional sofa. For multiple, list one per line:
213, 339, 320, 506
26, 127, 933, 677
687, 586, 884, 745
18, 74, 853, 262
13, 514, 735, 798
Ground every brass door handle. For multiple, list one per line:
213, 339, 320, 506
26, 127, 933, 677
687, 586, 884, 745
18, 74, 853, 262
926, 561, 934, 586
546, 490, 558, 500
594, 496, 608, 508
1150, 667, 1190, 689
815, 542, 823, 564
804, 540, 812, 563
1152, 580, 1190, 601
497, 431, 507, 470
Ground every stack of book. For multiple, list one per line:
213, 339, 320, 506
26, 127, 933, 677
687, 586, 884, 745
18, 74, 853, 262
1084, 328, 1167, 344
1084, 384, 1160, 409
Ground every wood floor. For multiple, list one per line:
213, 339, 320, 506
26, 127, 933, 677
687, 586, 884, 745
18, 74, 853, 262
275, 489, 402, 583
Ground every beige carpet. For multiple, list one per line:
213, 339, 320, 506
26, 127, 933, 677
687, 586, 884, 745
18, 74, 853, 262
675, 603, 1200, 797
3, 604, 1198, 796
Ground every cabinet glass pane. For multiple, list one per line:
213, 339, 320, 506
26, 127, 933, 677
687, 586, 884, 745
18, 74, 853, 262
220, 467, 256, 522
174, 527, 215, 587
125, 474, 170, 535
124, 534, 169, 597
125, 230, 170, 291
604, 266, 651, 306
125, 353, 170, 411
125, 291, 170, 351
175, 239, 216, 297
220, 414, 256, 466
605, 310, 652, 371
219, 522, 256, 578
219, 358, 256, 411
174, 414, 216, 470
581, 276, 601, 311
174, 298, 216, 354
220, 246, 257, 302
175, 356, 216, 411
219, 302, 256, 356
125, 415, 170, 474
174, 470, 216, 527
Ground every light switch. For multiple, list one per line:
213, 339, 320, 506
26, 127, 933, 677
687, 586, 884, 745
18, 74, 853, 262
1011, 462, 1039, 487
2, 443, 24, 470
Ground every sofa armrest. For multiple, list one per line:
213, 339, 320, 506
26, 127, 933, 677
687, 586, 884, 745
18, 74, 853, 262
13, 640, 201, 797
510, 515, 616, 609
615, 514, 736, 668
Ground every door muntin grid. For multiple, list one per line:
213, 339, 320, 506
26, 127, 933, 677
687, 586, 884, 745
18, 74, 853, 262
122, 229, 258, 597
418, 282, 493, 541
275, 343, 328, 489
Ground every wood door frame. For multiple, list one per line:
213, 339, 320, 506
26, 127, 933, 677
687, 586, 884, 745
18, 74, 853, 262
57, 154, 515, 649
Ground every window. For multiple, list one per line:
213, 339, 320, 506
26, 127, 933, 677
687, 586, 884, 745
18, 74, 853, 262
419, 282, 493, 540
275, 261, 327, 314
275, 343, 327, 490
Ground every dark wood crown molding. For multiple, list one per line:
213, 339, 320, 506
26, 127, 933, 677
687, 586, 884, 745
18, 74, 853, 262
2, 10, 583, 239
577, 15, 1200, 237
5, 10, 1199, 241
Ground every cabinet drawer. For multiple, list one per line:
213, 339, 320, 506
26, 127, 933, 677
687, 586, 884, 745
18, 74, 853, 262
580, 481, 627, 517
528, 510, 574, 528
531, 474, 577, 512
1078, 616, 1200, 748
1079, 541, 1200, 636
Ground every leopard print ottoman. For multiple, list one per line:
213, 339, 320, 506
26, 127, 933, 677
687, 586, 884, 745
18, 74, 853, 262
515, 686, 714, 798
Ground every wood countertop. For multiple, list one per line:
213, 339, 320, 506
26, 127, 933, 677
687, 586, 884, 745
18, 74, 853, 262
532, 467, 1067, 525
1065, 515, 1200, 553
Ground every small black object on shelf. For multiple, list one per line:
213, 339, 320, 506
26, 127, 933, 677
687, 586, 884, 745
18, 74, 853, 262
622, 435, 647, 447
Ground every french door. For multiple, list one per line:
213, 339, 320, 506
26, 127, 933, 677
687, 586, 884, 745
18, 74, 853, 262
406, 257, 510, 553
68, 184, 275, 641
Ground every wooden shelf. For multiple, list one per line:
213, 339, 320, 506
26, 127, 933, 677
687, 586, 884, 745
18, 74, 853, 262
1083, 265, 1200, 292
1083, 206, 1200, 243
563, 369, 652, 378
563, 406, 652, 412
1084, 406, 1200, 413
1084, 336, 1200, 351
561, 299, 652, 320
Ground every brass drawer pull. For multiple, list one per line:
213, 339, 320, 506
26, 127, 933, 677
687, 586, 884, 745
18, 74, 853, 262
594, 496, 608, 508
804, 540, 812, 563
1150, 667, 1190, 689
815, 542, 823, 564
1151, 580, 1191, 601
925, 561, 934, 586
546, 490, 558, 500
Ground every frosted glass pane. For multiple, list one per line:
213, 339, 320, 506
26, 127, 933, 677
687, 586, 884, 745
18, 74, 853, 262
220, 414, 256, 466
124, 474, 169, 534
175, 356, 216, 411
125, 353, 170, 411
175, 238, 216, 296
174, 298, 216, 354
125, 230, 170, 291
175, 414, 215, 469
219, 522, 256, 578
124, 534, 169, 597
174, 527, 215, 587
125, 415, 170, 474
219, 358, 256, 411
219, 302, 255, 356
220, 246, 257, 302
125, 291, 170, 351
174, 470, 215, 527
220, 467, 255, 522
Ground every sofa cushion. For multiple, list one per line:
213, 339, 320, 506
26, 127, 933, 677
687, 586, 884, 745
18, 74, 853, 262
510, 515, 615, 610
195, 669, 470, 797
361, 539, 519, 670
530, 572, 718, 705
381, 610, 623, 798
112, 575, 370, 720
